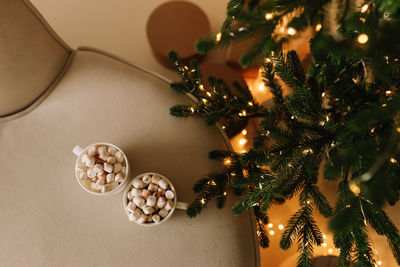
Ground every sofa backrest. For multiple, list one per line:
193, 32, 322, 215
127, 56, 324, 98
0, 0, 72, 118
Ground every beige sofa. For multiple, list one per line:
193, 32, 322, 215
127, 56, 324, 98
0, 0, 259, 266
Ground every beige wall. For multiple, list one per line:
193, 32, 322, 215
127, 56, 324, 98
31, 0, 228, 80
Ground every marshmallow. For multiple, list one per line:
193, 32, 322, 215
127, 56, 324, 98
131, 188, 142, 197
76, 163, 85, 173
121, 166, 126, 175
151, 174, 160, 184
147, 195, 156, 207
115, 173, 124, 183
106, 156, 117, 164
108, 147, 118, 156
142, 175, 151, 184
101, 184, 111, 193
113, 163, 122, 174
127, 191, 133, 201
98, 146, 107, 155
87, 168, 97, 179
85, 156, 95, 167
141, 189, 151, 200
127, 202, 137, 213
157, 188, 166, 195
133, 208, 143, 217
128, 213, 136, 222
165, 200, 174, 211
148, 183, 158, 192
98, 153, 109, 161
106, 173, 115, 183
115, 151, 124, 163
159, 178, 168, 189
104, 163, 113, 173
133, 178, 145, 189
146, 216, 153, 222
165, 190, 175, 200
81, 154, 89, 163
93, 164, 103, 173
157, 197, 167, 209
94, 183, 102, 191
88, 146, 97, 156
142, 206, 155, 215
96, 178, 105, 186
111, 181, 119, 189
152, 214, 161, 223
137, 214, 147, 224
133, 196, 145, 207
159, 208, 169, 218
79, 172, 87, 181
90, 182, 97, 191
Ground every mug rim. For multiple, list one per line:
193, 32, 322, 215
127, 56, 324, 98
123, 172, 177, 227
74, 142, 130, 196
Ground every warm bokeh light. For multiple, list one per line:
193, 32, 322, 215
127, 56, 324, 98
239, 138, 247, 145
361, 4, 369, 13
265, 13, 273, 20
242, 129, 247, 135
315, 24, 322, 32
216, 32, 222, 42
357, 34, 369, 44
287, 27, 296, 36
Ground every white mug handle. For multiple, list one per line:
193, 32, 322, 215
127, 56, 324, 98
73, 145, 84, 156
176, 201, 189, 210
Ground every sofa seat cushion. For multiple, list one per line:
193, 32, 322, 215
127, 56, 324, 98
0, 49, 258, 266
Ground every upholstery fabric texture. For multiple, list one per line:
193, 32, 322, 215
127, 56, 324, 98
0, 49, 258, 266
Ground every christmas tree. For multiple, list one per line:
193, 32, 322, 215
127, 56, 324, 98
168, 0, 400, 266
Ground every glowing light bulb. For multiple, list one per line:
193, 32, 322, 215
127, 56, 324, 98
259, 83, 265, 91
315, 24, 322, 32
242, 129, 247, 135
265, 58, 271, 63
223, 192, 227, 196
248, 101, 253, 106
386, 90, 392, 96
322, 92, 326, 97
224, 157, 232, 165
267, 223, 273, 228
206, 92, 212, 97
278, 224, 284, 230
361, 4, 369, 13
377, 260, 382, 265
190, 107, 195, 113
287, 27, 297, 36
322, 243, 327, 247
269, 230, 275, 236
328, 248, 333, 254
265, 13, 273, 20
390, 158, 398, 164
216, 32, 222, 42
357, 34, 369, 44
397, 127, 400, 133
323, 234, 327, 239
239, 138, 247, 145
200, 198, 206, 204
221, 125, 226, 130
199, 84, 204, 90
202, 98, 207, 104
349, 183, 361, 196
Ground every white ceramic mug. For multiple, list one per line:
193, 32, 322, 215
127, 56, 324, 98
73, 142, 130, 196
123, 172, 188, 226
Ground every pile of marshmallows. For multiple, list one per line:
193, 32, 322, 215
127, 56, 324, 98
76, 145, 127, 193
126, 173, 175, 224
